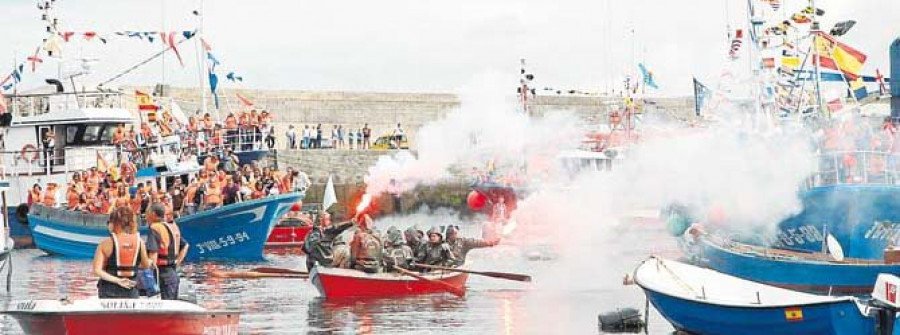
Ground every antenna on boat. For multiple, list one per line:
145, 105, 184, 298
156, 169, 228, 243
194, 0, 212, 120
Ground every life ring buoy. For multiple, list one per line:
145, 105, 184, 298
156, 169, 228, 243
15, 204, 29, 225
21, 144, 39, 163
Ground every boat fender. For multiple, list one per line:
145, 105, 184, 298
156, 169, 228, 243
20, 145, 39, 163
598, 307, 645, 333
15, 204, 29, 225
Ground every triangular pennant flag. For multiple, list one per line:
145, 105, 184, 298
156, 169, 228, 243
226, 72, 243, 82
236, 92, 254, 107
638, 63, 659, 89
61, 31, 75, 42
323, 175, 337, 210
207, 53, 220, 67
168, 31, 184, 66
2, 84, 12, 91
183, 31, 195, 39
83, 32, 97, 40
200, 37, 212, 52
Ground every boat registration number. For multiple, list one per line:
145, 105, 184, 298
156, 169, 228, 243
766, 224, 823, 247
204, 324, 239, 335
196, 232, 251, 254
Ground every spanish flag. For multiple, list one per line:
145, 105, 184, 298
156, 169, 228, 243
784, 307, 804, 322
135, 90, 157, 111
814, 32, 867, 80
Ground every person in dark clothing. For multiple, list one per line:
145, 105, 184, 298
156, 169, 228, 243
93, 206, 151, 298
315, 124, 323, 149
146, 203, 190, 300
222, 175, 241, 205
404, 226, 425, 256
416, 227, 455, 268
302, 211, 354, 271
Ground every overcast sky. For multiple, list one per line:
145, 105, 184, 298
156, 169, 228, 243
1, 0, 897, 97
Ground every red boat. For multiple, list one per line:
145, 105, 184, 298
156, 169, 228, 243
4, 299, 240, 335
265, 224, 313, 248
310, 266, 469, 299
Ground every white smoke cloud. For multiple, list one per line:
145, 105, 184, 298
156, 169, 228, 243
364, 70, 583, 196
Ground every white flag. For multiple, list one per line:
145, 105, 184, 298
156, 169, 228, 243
322, 175, 337, 210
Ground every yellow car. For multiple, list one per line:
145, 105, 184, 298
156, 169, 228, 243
371, 134, 409, 150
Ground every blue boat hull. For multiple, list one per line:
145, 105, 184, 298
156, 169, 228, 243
693, 237, 900, 294
28, 193, 301, 261
773, 185, 900, 260
644, 289, 876, 335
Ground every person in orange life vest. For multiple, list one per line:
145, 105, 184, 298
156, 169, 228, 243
66, 183, 80, 210
43, 183, 59, 207
93, 206, 150, 298
349, 214, 383, 273
145, 203, 189, 300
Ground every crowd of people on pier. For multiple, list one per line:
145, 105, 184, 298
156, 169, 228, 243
284, 123, 407, 150
302, 213, 499, 274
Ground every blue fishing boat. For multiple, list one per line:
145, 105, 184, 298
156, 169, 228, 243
687, 232, 900, 294
633, 256, 883, 335
28, 192, 302, 261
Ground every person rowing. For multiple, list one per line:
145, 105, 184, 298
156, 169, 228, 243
92, 206, 151, 298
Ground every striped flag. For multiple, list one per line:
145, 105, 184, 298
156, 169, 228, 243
814, 32, 867, 80
135, 90, 158, 111
765, 0, 781, 11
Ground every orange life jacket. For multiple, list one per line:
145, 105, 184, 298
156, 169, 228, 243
150, 222, 182, 266
110, 233, 141, 277
42, 189, 57, 207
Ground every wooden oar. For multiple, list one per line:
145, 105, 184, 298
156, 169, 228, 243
210, 270, 309, 279
394, 267, 466, 297
413, 263, 532, 282
249, 267, 309, 275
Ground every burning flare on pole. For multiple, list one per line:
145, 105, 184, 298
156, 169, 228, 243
356, 193, 373, 215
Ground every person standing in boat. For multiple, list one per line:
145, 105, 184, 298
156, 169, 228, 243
445, 225, 499, 267
331, 217, 358, 269
146, 203, 189, 300
302, 211, 354, 271
92, 206, 151, 299
349, 215, 383, 273
416, 227, 455, 268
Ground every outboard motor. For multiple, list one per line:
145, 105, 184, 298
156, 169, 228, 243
597, 307, 645, 333
870, 274, 900, 335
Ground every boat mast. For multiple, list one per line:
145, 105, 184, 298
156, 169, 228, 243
810, 0, 825, 117
195, 0, 209, 118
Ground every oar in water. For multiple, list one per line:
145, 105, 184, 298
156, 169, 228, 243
393, 267, 466, 297
210, 270, 309, 279
413, 263, 532, 282
249, 267, 309, 275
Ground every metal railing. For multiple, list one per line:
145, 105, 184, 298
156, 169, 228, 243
807, 150, 900, 188
9, 91, 125, 117
29, 204, 109, 228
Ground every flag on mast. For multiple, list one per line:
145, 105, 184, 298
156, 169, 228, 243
323, 175, 337, 211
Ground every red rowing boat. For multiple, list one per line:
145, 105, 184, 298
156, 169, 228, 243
265, 225, 312, 248
310, 266, 468, 299
4, 299, 240, 335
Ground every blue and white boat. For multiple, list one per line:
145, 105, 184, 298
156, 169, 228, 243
633, 256, 885, 335
687, 233, 900, 294
28, 192, 301, 261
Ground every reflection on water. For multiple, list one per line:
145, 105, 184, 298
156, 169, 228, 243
0, 225, 677, 334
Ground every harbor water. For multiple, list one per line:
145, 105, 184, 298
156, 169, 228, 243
0, 221, 677, 334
